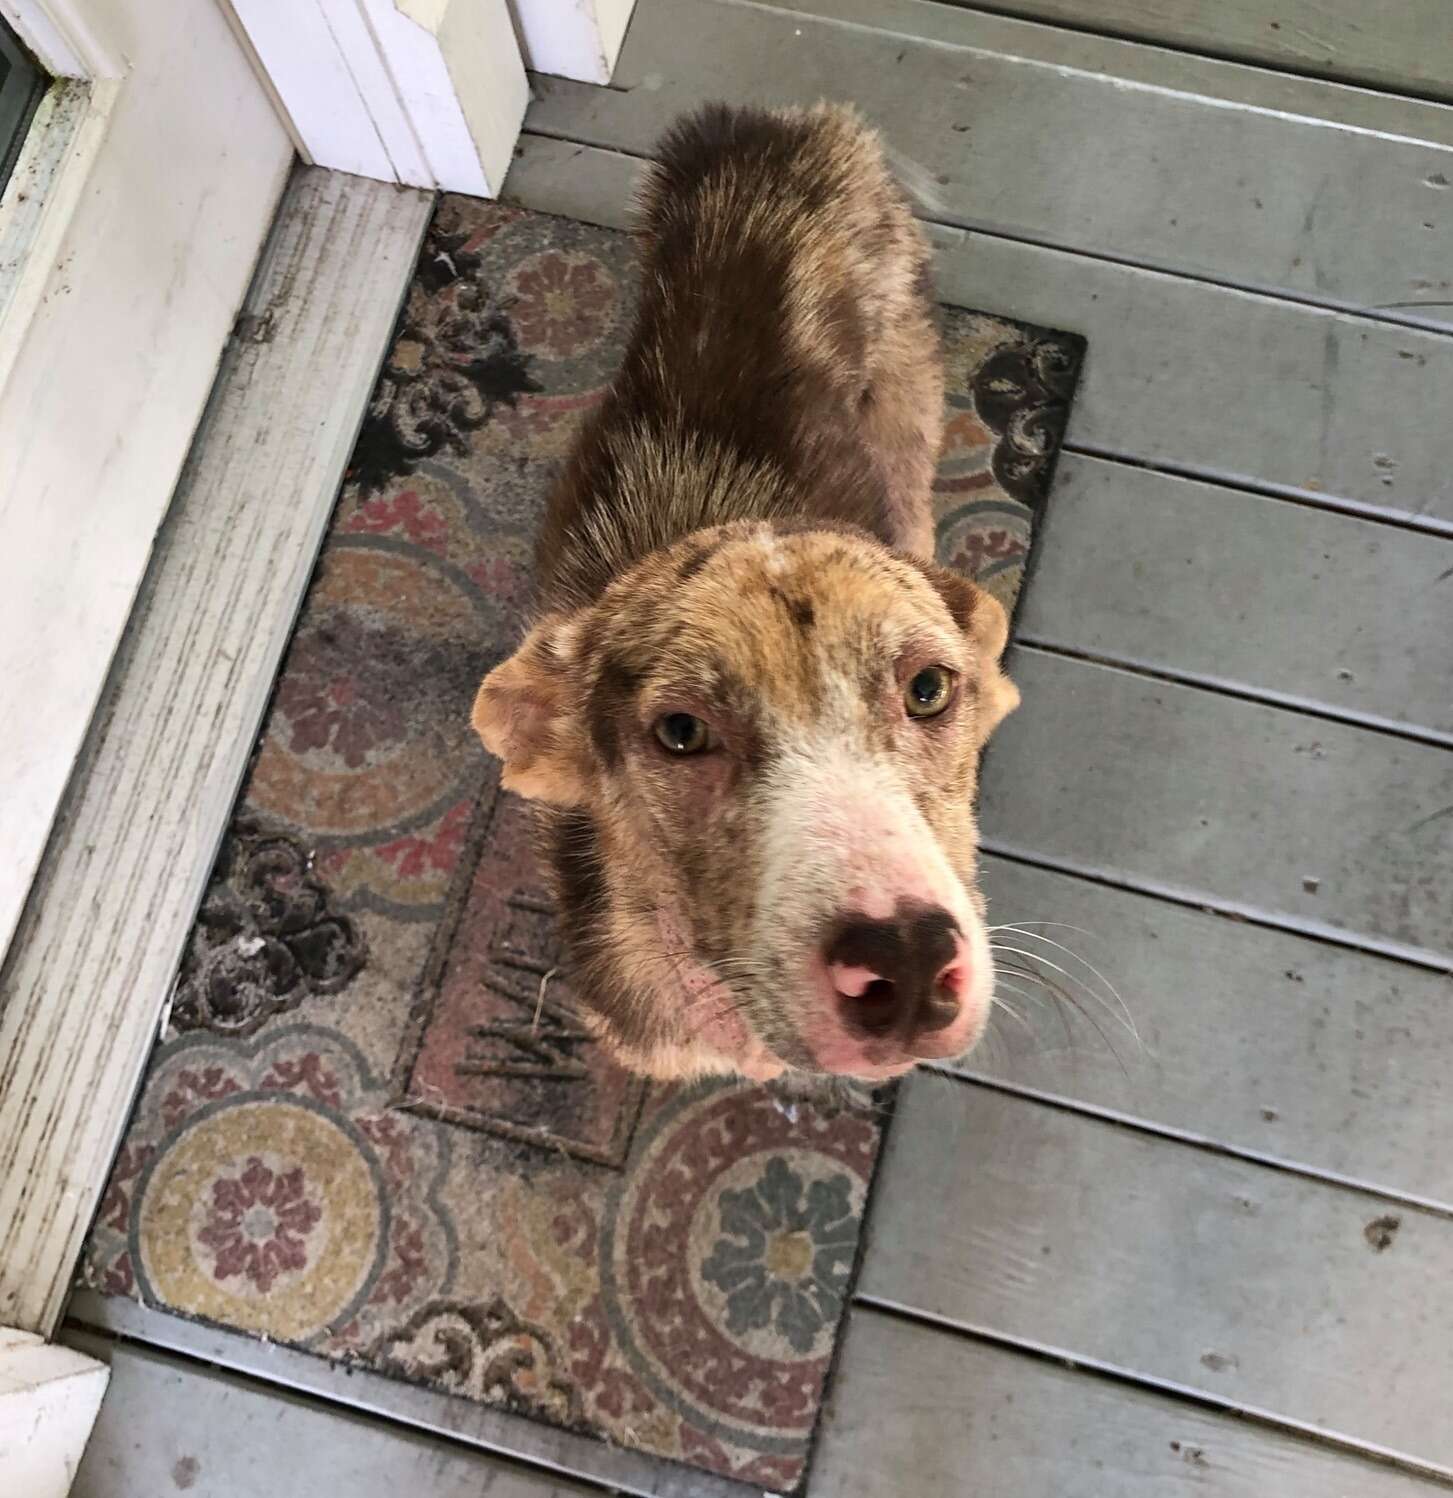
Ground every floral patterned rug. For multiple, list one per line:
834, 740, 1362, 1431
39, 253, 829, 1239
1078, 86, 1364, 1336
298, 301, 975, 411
83, 198, 1083, 1494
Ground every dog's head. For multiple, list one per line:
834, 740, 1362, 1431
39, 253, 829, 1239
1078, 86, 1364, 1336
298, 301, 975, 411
472, 522, 1018, 1082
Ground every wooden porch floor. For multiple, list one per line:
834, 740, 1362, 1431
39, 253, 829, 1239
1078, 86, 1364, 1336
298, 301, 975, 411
68, 2, 1453, 1493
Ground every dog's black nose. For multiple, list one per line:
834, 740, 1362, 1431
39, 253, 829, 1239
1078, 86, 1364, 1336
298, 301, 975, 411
825, 905, 966, 1040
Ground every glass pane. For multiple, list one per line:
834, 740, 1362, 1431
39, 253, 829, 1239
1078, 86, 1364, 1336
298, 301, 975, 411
0, 18, 47, 195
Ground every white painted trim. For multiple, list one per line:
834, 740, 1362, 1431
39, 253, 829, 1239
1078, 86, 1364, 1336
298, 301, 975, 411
0, 0, 118, 78
0, 79, 107, 392
508, 0, 637, 83
225, 0, 529, 192
0, 0, 293, 974
0, 167, 433, 1338
0, 1328, 108, 1497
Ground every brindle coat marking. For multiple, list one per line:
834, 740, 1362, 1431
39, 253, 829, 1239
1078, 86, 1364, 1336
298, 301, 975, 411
473, 103, 1019, 1082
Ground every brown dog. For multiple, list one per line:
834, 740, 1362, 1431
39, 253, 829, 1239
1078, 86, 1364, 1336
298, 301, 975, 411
472, 102, 1018, 1083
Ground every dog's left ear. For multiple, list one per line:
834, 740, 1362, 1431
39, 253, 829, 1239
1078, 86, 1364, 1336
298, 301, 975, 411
471, 614, 591, 805
912, 562, 1021, 741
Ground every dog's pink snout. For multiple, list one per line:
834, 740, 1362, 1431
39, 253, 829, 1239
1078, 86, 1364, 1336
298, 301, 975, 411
825, 906, 968, 1042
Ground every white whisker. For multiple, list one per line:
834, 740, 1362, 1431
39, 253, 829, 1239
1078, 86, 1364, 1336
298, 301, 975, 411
990, 926, 1138, 1043
989, 942, 1140, 1048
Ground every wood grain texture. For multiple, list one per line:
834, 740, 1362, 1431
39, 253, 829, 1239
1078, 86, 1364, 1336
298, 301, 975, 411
859, 1078, 1453, 1473
1016, 454, 1453, 741
524, 0, 1453, 322
981, 648, 1453, 968
67, 1293, 754, 1498
0, 168, 433, 1337
66, 1334, 599, 1498
933, 0, 1453, 102
505, 133, 1453, 532
974, 854, 1453, 1207
813, 1309, 1448, 1497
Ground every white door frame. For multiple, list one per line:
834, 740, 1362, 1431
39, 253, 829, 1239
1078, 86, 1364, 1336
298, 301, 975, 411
223, 0, 528, 194
0, 0, 294, 972
0, 0, 294, 1459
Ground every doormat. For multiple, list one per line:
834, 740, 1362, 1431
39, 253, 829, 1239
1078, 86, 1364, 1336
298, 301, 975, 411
83, 197, 1084, 1493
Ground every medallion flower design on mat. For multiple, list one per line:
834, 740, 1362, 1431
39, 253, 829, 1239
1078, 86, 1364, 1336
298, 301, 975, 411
701, 1157, 859, 1355
508, 251, 614, 356
196, 1157, 323, 1293
944, 526, 1027, 578
275, 612, 409, 768
343, 490, 450, 552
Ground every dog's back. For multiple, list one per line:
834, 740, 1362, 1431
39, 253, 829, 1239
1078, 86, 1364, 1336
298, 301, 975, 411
474, 104, 1017, 1085
535, 102, 945, 609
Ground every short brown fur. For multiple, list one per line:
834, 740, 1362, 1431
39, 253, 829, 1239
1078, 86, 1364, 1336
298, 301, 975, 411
472, 103, 1017, 1082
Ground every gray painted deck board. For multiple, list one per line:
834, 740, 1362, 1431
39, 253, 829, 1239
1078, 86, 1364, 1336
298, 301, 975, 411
65, 1291, 752, 1498
933, 0, 1453, 102
813, 1309, 1449, 1497
858, 1077, 1453, 1473
975, 854, 1453, 1207
525, 0, 1453, 321
982, 648, 1453, 967
506, 134, 1453, 531
66, 1333, 603, 1498
1016, 453, 1453, 741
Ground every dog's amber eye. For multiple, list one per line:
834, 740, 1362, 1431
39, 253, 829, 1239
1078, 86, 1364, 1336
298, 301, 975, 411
654, 712, 712, 755
905, 666, 954, 718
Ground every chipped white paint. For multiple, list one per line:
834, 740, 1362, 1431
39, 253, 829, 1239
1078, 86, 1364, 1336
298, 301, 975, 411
0, 168, 432, 1336
0, 1328, 108, 1498
511, 0, 638, 83
225, 0, 528, 192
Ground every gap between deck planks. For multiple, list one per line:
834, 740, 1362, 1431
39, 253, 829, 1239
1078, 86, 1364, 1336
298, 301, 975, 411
926, 0, 1453, 104
64, 1293, 757, 1498
505, 132, 1453, 534
858, 1076, 1453, 1477
972, 855, 1453, 1211
980, 647, 1453, 971
64, 1332, 606, 1498
812, 1307, 1451, 1497
1016, 454, 1453, 745
524, 0, 1453, 325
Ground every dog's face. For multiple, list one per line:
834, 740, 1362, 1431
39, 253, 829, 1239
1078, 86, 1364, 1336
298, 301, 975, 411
472, 523, 1019, 1082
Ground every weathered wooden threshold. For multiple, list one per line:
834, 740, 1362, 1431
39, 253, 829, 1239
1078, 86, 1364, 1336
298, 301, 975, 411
65, 1292, 755, 1498
0, 165, 434, 1338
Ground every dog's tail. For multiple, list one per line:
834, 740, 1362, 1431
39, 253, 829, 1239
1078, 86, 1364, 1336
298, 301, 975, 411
632, 100, 901, 249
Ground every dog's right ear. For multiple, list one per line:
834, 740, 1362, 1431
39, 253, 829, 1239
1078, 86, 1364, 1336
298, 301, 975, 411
471, 615, 591, 805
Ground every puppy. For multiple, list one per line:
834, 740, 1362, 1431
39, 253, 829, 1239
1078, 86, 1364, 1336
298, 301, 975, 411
472, 102, 1018, 1083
